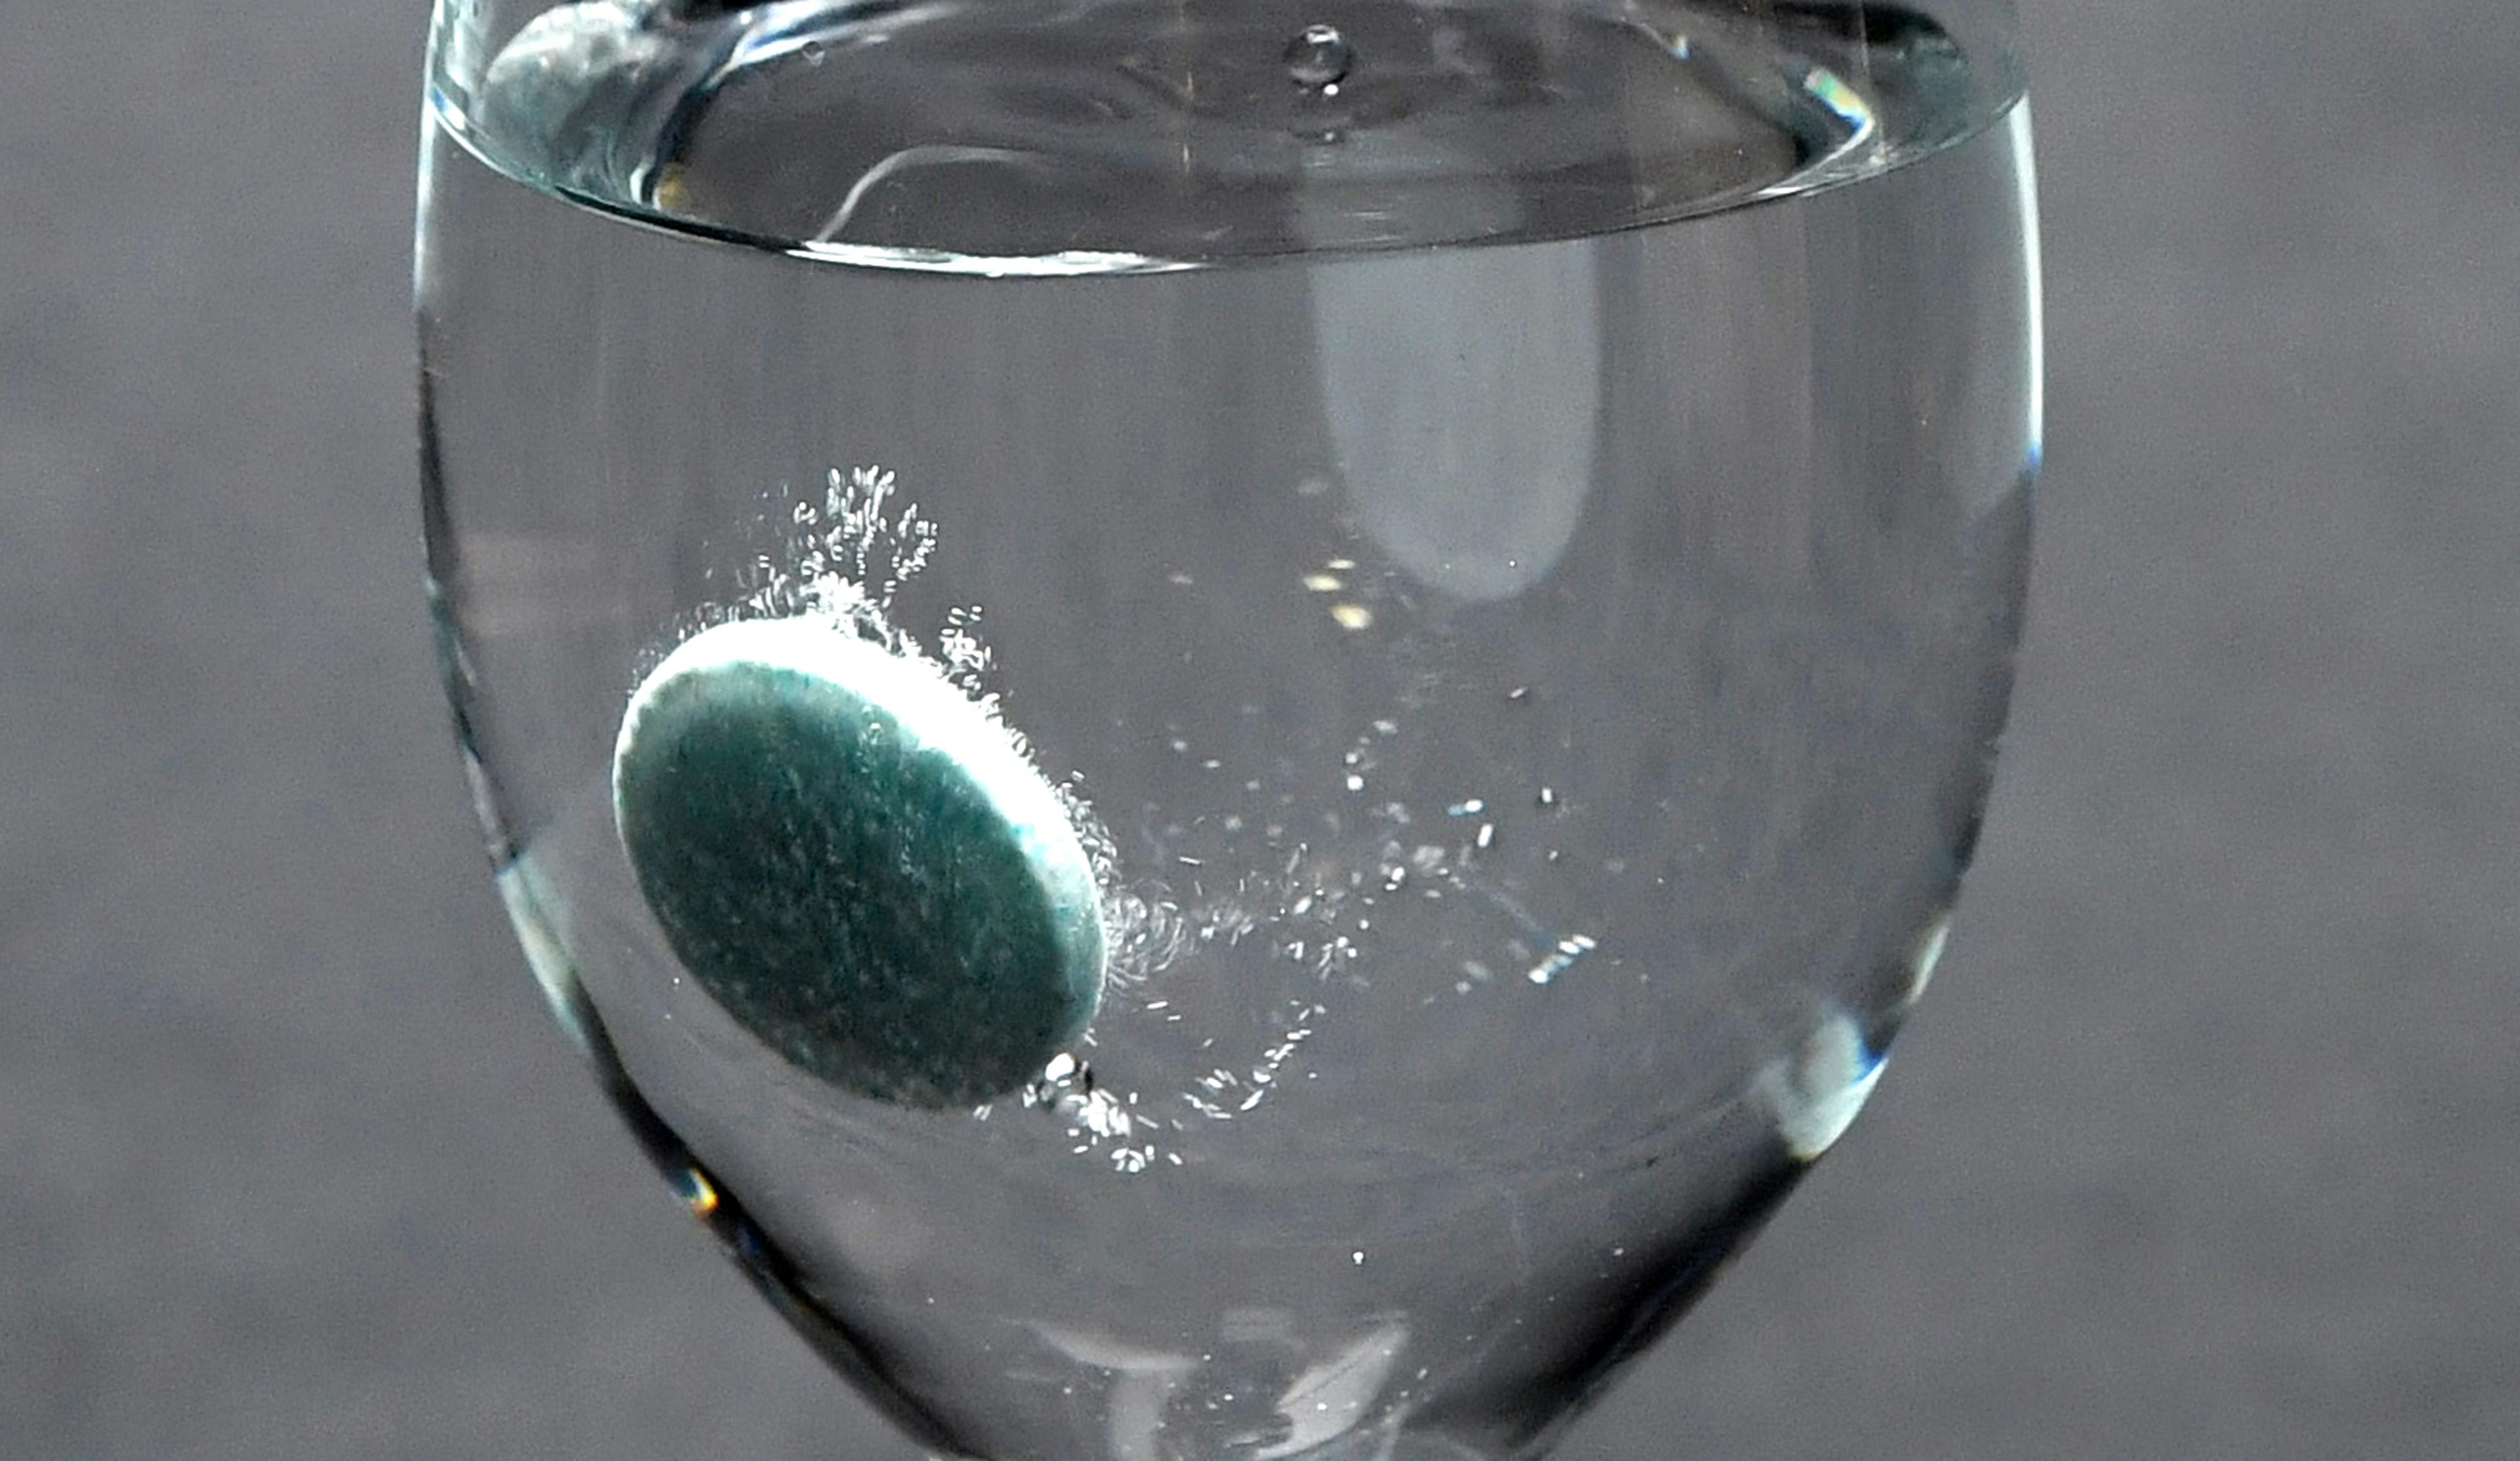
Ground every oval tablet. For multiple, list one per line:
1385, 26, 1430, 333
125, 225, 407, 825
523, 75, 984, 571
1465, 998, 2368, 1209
612, 617, 1104, 1107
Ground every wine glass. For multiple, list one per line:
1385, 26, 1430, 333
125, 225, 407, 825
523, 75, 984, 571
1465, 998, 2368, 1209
415, 0, 2038, 1456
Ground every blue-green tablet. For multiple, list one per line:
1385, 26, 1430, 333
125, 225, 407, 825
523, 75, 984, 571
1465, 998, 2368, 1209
613, 618, 1105, 1107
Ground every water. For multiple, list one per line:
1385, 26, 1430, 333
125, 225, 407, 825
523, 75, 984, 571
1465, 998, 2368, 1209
418, 2, 2036, 1458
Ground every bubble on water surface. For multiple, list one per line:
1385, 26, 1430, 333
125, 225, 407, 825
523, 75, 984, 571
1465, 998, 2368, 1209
1282, 24, 1353, 89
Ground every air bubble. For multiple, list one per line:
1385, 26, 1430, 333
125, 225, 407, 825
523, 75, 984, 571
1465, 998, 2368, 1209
1284, 24, 1353, 89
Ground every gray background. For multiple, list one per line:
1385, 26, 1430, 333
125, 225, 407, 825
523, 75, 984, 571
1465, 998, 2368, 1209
5, 0, 2512, 1456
